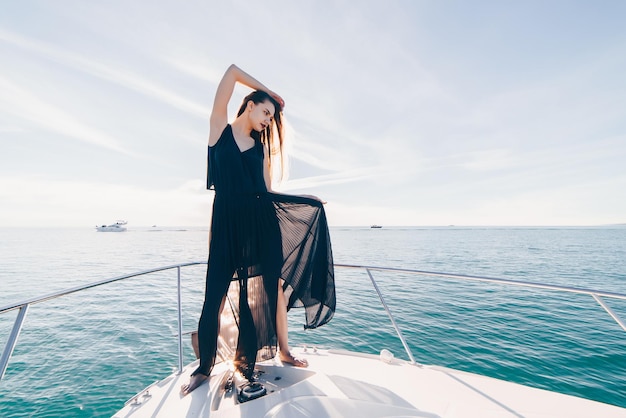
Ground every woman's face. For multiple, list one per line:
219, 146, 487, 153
248, 100, 275, 132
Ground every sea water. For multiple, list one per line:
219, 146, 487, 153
0, 226, 625, 417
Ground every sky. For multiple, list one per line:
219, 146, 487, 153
1, 0, 625, 227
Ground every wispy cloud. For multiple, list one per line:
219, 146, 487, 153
0, 126, 26, 133
164, 57, 224, 85
279, 166, 383, 192
0, 28, 210, 117
0, 75, 131, 155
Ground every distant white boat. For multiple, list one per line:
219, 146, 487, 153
371, 224, 382, 228
96, 220, 127, 232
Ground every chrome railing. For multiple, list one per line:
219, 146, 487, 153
2, 262, 626, 381
0, 261, 206, 381
336, 264, 626, 366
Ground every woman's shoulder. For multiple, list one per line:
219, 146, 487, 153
209, 123, 231, 148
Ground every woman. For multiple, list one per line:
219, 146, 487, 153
182, 64, 335, 395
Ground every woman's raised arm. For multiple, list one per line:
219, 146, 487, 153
209, 64, 284, 146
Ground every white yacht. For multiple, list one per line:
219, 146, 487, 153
2, 263, 626, 417
96, 220, 128, 232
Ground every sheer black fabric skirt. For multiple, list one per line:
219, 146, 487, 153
193, 191, 335, 379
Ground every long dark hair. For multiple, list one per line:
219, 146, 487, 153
236, 90, 285, 182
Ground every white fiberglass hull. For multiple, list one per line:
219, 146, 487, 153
114, 346, 626, 418
96, 226, 127, 232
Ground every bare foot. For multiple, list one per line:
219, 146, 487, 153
279, 351, 308, 367
181, 373, 208, 396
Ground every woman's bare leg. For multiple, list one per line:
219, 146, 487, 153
277, 280, 308, 367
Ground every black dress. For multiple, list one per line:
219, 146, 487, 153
194, 124, 335, 379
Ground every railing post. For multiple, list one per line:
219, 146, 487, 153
177, 266, 184, 374
0, 304, 30, 381
365, 269, 419, 365
592, 294, 626, 332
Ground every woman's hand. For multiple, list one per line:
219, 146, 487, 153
268, 90, 285, 110
300, 194, 326, 204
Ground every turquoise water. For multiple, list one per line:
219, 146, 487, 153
1, 226, 625, 417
